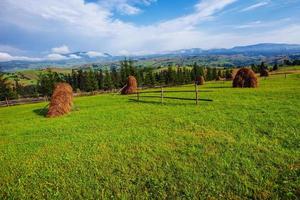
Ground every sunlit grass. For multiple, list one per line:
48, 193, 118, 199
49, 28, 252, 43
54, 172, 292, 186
0, 73, 299, 199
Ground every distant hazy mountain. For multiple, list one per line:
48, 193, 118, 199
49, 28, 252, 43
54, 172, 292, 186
1, 43, 300, 71
164, 43, 300, 56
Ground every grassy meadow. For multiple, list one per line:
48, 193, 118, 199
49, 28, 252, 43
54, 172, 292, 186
0, 72, 299, 199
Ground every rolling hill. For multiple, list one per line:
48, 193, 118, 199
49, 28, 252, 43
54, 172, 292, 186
1, 43, 300, 71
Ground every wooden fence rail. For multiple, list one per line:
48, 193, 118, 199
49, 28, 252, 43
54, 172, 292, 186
134, 83, 213, 105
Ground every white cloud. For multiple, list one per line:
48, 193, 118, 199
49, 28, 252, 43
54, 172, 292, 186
118, 3, 141, 15
47, 53, 68, 61
69, 54, 81, 59
0, 0, 299, 57
99, 0, 156, 15
0, 52, 42, 62
234, 18, 291, 29
51, 45, 71, 54
86, 51, 106, 58
0, 52, 13, 62
0, 0, 237, 54
0, 45, 26, 55
0, 51, 83, 62
241, 1, 269, 12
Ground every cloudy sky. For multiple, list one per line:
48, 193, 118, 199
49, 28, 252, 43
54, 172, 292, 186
0, 0, 300, 61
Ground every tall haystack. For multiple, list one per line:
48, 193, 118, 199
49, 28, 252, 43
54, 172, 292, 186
195, 76, 205, 85
47, 83, 73, 117
121, 76, 137, 95
233, 68, 258, 88
260, 69, 269, 77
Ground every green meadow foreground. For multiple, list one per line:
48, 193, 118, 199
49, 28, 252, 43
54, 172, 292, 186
0, 74, 299, 199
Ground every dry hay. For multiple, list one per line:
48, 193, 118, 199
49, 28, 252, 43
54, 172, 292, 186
121, 76, 137, 95
195, 76, 205, 85
260, 69, 269, 77
47, 83, 73, 117
233, 68, 258, 88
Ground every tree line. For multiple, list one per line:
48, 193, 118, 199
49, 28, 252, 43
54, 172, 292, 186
1, 60, 233, 100
4, 57, 293, 100
56, 61, 232, 95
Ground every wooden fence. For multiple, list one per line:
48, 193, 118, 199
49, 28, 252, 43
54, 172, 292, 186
132, 84, 213, 105
0, 89, 119, 107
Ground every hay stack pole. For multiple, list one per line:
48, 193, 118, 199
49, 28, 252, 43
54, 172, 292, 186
233, 68, 258, 88
47, 83, 73, 118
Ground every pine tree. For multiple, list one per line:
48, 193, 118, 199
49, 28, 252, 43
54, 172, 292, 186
86, 69, 98, 92
206, 67, 213, 81
37, 70, 65, 96
97, 69, 104, 90
217, 70, 222, 78
144, 70, 155, 86
71, 70, 78, 90
128, 59, 136, 76
225, 69, 233, 80
251, 64, 259, 73
212, 68, 217, 80
183, 67, 191, 84
103, 70, 113, 90
166, 66, 176, 85
120, 58, 131, 85
14, 77, 21, 98
136, 68, 144, 87
273, 63, 279, 71
77, 70, 85, 91
199, 67, 205, 77
191, 62, 199, 81
111, 67, 121, 88
259, 62, 267, 71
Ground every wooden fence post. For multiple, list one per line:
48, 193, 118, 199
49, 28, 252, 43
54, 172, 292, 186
285, 73, 287, 79
195, 83, 198, 105
161, 87, 164, 104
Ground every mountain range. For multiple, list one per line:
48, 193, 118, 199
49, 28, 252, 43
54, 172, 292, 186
1, 43, 300, 71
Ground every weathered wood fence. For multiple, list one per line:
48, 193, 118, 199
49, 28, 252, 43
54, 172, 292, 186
0, 89, 119, 107
133, 84, 213, 105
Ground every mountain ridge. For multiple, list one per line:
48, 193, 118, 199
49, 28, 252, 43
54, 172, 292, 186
1, 43, 300, 71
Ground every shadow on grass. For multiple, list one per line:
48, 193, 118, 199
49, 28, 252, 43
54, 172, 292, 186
207, 85, 232, 89
33, 108, 48, 117
129, 98, 212, 105
129, 99, 189, 106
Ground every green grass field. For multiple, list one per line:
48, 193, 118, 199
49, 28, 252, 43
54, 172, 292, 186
0, 73, 299, 199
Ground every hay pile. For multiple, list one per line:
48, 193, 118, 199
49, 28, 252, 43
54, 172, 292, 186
195, 76, 205, 85
260, 69, 269, 77
121, 76, 137, 95
47, 83, 73, 117
233, 68, 258, 88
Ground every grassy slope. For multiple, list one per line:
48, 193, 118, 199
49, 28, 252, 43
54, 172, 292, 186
0, 73, 299, 199
5, 68, 73, 85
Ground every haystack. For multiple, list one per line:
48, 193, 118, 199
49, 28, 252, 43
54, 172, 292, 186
195, 76, 205, 85
233, 68, 258, 88
260, 69, 269, 77
47, 83, 73, 117
121, 76, 137, 95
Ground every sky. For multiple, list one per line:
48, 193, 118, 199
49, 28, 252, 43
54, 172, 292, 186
0, 0, 300, 61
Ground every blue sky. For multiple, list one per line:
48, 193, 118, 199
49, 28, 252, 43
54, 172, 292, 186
0, 0, 300, 61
